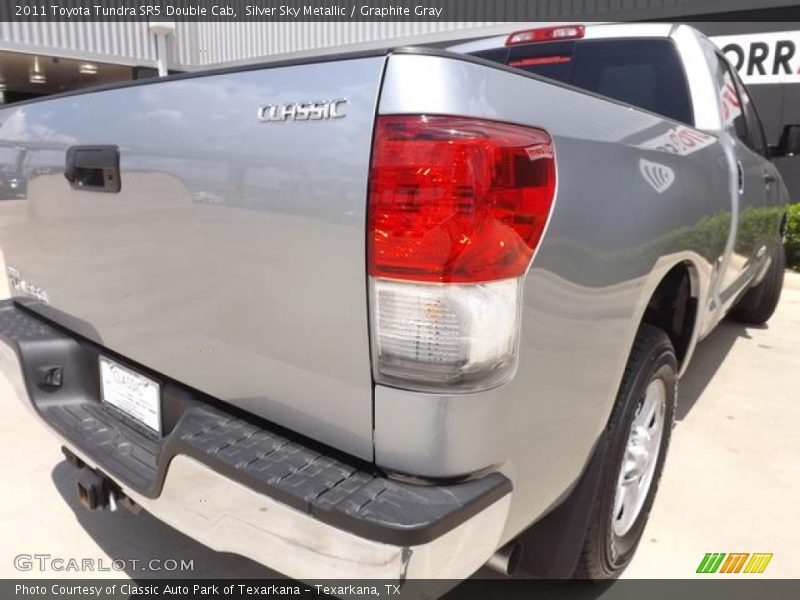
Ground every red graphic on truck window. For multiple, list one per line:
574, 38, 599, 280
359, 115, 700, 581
720, 73, 742, 127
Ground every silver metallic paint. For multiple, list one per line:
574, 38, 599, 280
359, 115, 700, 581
0, 56, 386, 460
0, 339, 510, 583
374, 46, 785, 543
0, 27, 788, 552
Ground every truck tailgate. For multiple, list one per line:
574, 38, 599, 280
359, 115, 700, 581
0, 54, 386, 459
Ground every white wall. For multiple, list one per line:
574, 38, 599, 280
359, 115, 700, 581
0, 21, 156, 67
0, 21, 505, 70
1, 0, 798, 71
172, 22, 501, 67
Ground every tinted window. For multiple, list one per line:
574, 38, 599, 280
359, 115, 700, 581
729, 61, 769, 156
716, 54, 768, 156
714, 55, 748, 140
475, 38, 695, 126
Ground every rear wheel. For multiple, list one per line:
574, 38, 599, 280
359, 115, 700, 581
574, 324, 677, 580
730, 242, 785, 325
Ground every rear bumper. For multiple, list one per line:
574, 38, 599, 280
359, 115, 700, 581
0, 299, 511, 580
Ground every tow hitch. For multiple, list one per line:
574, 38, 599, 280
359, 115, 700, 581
76, 468, 111, 511
63, 446, 139, 514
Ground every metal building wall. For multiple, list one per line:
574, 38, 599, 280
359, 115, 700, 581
0, 21, 502, 69
167, 0, 799, 67
0, 21, 156, 66
1, 0, 798, 70
173, 22, 499, 67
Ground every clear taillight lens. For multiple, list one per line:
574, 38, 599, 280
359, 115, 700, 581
372, 278, 522, 390
368, 115, 556, 391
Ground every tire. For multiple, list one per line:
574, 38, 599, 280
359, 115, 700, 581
730, 242, 785, 325
573, 324, 677, 580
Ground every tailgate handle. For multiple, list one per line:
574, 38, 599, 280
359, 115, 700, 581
65, 145, 121, 193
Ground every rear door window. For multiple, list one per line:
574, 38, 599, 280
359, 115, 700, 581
727, 60, 769, 157
715, 53, 768, 156
713, 54, 748, 140
473, 38, 695, 126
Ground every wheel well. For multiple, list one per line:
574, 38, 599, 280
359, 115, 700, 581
642, 263, 697, 366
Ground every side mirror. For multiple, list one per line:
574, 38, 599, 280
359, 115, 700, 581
771, 124, 800, 158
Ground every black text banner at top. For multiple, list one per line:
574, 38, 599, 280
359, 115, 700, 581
3, 0, 798, 22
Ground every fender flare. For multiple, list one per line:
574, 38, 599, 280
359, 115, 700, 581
517, 253, 708, 578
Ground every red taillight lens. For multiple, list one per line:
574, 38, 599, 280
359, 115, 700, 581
368, 115, 556, 283
505, 25, 585, 46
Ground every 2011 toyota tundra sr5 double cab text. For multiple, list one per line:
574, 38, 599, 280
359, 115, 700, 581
0, 23, 793, 582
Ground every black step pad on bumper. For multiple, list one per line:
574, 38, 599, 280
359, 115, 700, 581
0, 300, 510, 545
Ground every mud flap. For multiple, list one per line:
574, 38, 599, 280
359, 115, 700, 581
517, 435, 608, 579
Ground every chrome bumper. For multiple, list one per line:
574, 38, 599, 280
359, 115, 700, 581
64, 447, 511, 581
0, 321, 511, 582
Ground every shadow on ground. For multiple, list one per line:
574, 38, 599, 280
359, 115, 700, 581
675, 319, 762, 420
50, 461, 278, 579
47, 317, 763, 587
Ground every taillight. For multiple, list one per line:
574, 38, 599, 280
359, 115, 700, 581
367, 115, 556, 391
506, 25, 585, 46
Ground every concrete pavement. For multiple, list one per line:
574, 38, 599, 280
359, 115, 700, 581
622, 270, 800, 579
0, 270, 798, 580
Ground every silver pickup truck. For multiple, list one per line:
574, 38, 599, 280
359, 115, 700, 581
0, 23, 793, 582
